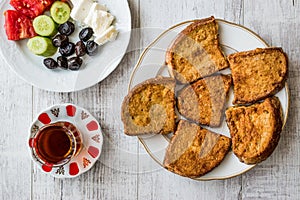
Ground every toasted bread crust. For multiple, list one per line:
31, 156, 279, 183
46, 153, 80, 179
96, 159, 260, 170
177, 74, 232, 127
228, 47, 288, 104
121, 77, 176, 136
166, 16, 229, 83
164, 120, 231, 178
225, 97, 283, 164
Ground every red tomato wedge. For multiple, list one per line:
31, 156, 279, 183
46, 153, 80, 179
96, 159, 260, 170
4, 10, 37, 40
10, 0, 55, 18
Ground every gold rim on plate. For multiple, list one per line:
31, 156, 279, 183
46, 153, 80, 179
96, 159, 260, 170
128, 19, 290, 181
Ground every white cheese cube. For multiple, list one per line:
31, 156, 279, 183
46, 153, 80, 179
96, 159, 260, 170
94, 3, 108, 12
70, 0, 93, 22
92, 10, 115, 36
84, 3, 108, 27
94, 25, 118, 45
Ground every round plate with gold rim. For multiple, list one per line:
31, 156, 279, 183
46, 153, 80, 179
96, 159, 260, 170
128, 19, 289, 180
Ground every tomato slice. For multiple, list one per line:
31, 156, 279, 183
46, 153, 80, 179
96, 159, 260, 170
4, 10, 37, 40
10, 0, 55, 18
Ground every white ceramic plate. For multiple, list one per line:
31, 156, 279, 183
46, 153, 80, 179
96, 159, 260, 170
0, 0, 131, 92
28, 104, 103, 178
128, 19, 289, 180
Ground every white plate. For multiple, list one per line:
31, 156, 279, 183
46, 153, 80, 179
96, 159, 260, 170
0, 0, 131, 92
128, 19, 289, 180
28, 104, 103, 178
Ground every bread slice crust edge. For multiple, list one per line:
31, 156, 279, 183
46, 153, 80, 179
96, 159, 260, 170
163, 120, 231, 177
228, 47, 288, 105
121, 77, 176, 136
166, 16, 229, 83
225, 96, 283, 164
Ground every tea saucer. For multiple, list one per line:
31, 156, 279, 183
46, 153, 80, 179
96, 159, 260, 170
28, 104, 103, 178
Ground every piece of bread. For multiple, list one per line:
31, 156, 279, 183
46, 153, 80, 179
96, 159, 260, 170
177, 74, 232, 127
121, 77, 176, 136
228, 47, 288, 104
225, 96, 283, 164
166, 16, 229, 83
164, 120, 231, 178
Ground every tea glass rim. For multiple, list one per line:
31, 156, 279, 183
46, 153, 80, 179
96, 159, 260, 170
31, 121, 80, 167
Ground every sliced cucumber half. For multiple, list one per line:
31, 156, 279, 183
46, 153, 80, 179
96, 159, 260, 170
27, 36, 57, 57
50, 1, 71, 24
33, 15, 57, 36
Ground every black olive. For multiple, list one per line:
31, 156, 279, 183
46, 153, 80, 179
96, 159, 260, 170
79, 27, 94, 42
58, 21, 75, 36
75, 41, 86, 57
52, 34, 69, 47
68, 57, 83, 70
86, 41, 98, 56
59, 42, 75, 57
43, 58, 58, 69
57, 56, 68, 69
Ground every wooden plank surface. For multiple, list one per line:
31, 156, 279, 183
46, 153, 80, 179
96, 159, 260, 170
242, 1, 300, 199
0, 58, 32, 200
0, 0, 299, 199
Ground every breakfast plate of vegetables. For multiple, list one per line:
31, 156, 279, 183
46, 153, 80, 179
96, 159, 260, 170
0, 0, 131, 92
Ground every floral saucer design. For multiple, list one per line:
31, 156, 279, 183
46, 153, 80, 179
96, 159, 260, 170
28, 104, 103, 178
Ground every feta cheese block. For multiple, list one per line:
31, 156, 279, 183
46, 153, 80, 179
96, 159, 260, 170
83, 2, 108, 27
71, 0, 119, 46
84, 8, 114, 35
93, 2, 108, 12
70, 0, 93, 22
92, 11, 114, 36
94, 25, 118, 45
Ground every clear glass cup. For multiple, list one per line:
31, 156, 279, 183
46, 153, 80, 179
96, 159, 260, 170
31, 121, 82, 167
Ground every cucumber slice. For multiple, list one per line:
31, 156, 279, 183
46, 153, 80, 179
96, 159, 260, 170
33, 15, 57, 37
27, 36, 57, 57
50, 1, 71, 24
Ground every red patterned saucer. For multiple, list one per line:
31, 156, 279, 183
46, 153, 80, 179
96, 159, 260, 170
28, 104, 103, 178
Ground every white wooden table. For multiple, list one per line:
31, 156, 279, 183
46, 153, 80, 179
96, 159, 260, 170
1, 0, 299, 199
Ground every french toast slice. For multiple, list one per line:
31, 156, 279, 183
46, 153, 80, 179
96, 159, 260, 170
228, 47, 288, 104
166, 16, 229, 83
225, 96, 283, 164
177, 74, 232, 127
164, 120, 231, 178
121, 77, 176, 136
